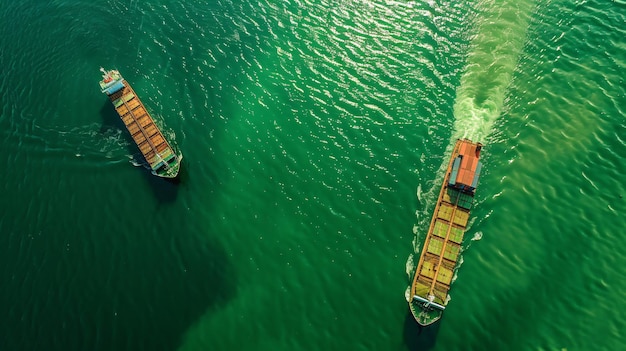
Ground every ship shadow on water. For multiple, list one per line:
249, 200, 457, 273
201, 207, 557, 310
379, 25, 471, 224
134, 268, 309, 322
403, 312, 441, 351
142, 167, 181, 202
99, 102, 181, 203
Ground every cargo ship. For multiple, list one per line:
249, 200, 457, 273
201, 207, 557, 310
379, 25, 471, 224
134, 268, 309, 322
99, 68, 182, 178
409, 139, 482, 326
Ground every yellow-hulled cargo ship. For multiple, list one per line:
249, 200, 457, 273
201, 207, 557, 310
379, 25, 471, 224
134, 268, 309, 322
409, 139, 482, 326
99, 68, 182, 178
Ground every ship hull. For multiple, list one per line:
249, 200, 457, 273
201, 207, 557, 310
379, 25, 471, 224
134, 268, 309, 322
409, 297, 442, 326
99, 69, 182, 178
408, 139, 482, 326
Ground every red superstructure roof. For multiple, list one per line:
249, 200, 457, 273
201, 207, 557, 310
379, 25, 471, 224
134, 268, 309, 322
454, 140, 482, 188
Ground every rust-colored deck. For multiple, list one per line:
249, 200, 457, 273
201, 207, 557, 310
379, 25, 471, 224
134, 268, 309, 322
107, 82, 175, 170
410, 140, 480, 306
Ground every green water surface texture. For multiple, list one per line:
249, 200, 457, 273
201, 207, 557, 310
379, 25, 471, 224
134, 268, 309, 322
1, 0, 625, 350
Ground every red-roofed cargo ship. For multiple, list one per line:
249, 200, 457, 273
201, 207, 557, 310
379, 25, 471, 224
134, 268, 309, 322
409, 139, 482, 326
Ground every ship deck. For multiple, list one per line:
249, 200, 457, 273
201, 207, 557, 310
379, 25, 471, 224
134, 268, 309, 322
106, 82, 175, 171
410, 140, 476, 307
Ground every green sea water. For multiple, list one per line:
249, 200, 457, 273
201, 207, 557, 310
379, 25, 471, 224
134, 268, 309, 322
1, 0, 625, 350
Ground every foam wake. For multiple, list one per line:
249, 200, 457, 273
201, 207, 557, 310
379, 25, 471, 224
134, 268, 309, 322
452, 0, 535, 142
